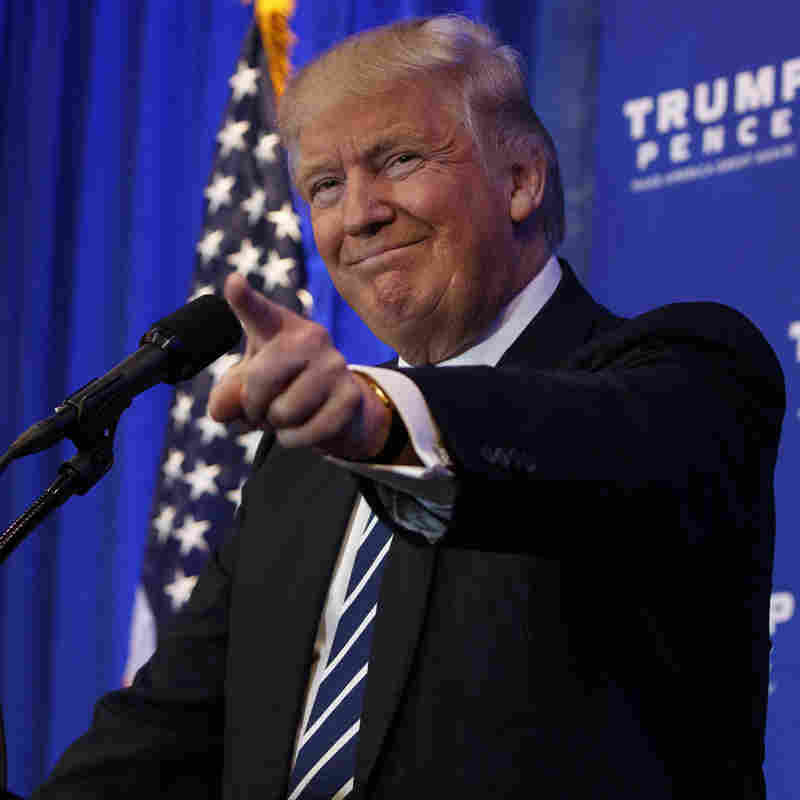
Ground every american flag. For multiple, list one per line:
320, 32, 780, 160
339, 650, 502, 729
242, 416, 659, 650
124, 21, 308, 681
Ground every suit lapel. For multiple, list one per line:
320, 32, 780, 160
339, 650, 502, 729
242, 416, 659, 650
500, 259, 621, 369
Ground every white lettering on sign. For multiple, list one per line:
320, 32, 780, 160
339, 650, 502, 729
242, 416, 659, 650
629, 142, 796, 192
769, 591, 796, 695
702, 125, 725, 155
769, 592, 796, 694
636, 140, 659, 170
734, 66, 776, 113
669, 133, 691, 162
788, 321, 800, 362
623, 97, 654, 140
783, 57, 800, 102
772, 107, 793, 138
622, 56, 799, 183
657, 89, 690, 133
770, 592, 795, 636
694, 78, 728, 124
624, 58, 798, 140
737, 115, 759, 147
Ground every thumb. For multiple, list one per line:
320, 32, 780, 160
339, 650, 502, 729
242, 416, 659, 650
207, 355, 245, 423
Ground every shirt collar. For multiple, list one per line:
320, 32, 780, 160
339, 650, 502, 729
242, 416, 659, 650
398, 254, 562, 368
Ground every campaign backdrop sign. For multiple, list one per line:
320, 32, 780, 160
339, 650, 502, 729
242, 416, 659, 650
590, 2, 799, 796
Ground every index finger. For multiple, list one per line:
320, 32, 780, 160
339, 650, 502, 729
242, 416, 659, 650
224, 273, 285, 347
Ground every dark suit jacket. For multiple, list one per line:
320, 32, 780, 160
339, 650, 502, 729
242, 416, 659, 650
35, 265, 785, 799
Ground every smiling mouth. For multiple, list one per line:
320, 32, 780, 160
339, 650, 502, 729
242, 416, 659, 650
344, 240, 424, 266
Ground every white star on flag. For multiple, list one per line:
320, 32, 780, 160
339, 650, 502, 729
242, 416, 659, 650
267, 203, 302, 242
236, 430, 262, 464
162, 449, 185, 483
228, 238, 263, 278
171, 392, 194, 429
152, 505, 177, 545
255, 132, 280, 163
196, 229, 225, 264
173, 514, 212, 557
260, 250, 296, 290
164, 569, 199, 611
217, 118, 251, 158
184, 459, 221, 500
207, 352, 240, 383
195, 413, 228, 445
241, 188, 266, 225
229, 60, 260, 102
204, 174, 236, 214
789, 321, 800, 362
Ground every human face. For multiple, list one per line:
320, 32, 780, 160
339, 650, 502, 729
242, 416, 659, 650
293, 80, 525, 364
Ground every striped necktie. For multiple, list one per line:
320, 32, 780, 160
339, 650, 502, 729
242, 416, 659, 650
287, 512, 394, 800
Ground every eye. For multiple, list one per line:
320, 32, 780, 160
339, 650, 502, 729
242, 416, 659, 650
309, 177, 342, 208
385, 152, 422, 177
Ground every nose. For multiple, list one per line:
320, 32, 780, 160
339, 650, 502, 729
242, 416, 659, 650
342, 172, 394, 237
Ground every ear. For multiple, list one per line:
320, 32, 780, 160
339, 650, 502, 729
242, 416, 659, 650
509, 155, 547, 223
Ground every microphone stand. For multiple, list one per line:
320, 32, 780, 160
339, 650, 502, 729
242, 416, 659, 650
0, 414, 121, 800
0, 419, 118, 567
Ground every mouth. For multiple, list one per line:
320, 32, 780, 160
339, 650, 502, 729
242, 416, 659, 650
343, 239, 425, 267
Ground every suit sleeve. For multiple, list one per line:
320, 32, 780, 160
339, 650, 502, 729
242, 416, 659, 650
393, 303, 785, 555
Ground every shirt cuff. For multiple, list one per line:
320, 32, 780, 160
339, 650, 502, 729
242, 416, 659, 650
325, 366, 457, 530
351, 366, 453, 471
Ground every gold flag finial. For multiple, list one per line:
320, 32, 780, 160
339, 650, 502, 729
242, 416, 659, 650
254, 0, 296, 99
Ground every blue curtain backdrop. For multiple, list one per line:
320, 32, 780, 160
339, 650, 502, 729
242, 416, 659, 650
9, 0, 796, 796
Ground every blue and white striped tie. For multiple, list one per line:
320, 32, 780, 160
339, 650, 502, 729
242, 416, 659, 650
287, 512, 394, 800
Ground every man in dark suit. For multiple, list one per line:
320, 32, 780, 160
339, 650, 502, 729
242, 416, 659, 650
35, 15, 784, 799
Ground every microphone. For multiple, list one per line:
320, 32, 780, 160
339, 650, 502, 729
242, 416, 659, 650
1, 294, 242, 469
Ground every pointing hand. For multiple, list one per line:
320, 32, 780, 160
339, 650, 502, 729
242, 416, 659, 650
208, 273, 392, 460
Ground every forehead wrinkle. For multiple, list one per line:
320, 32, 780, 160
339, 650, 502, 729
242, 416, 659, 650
361, 123, 432, 159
